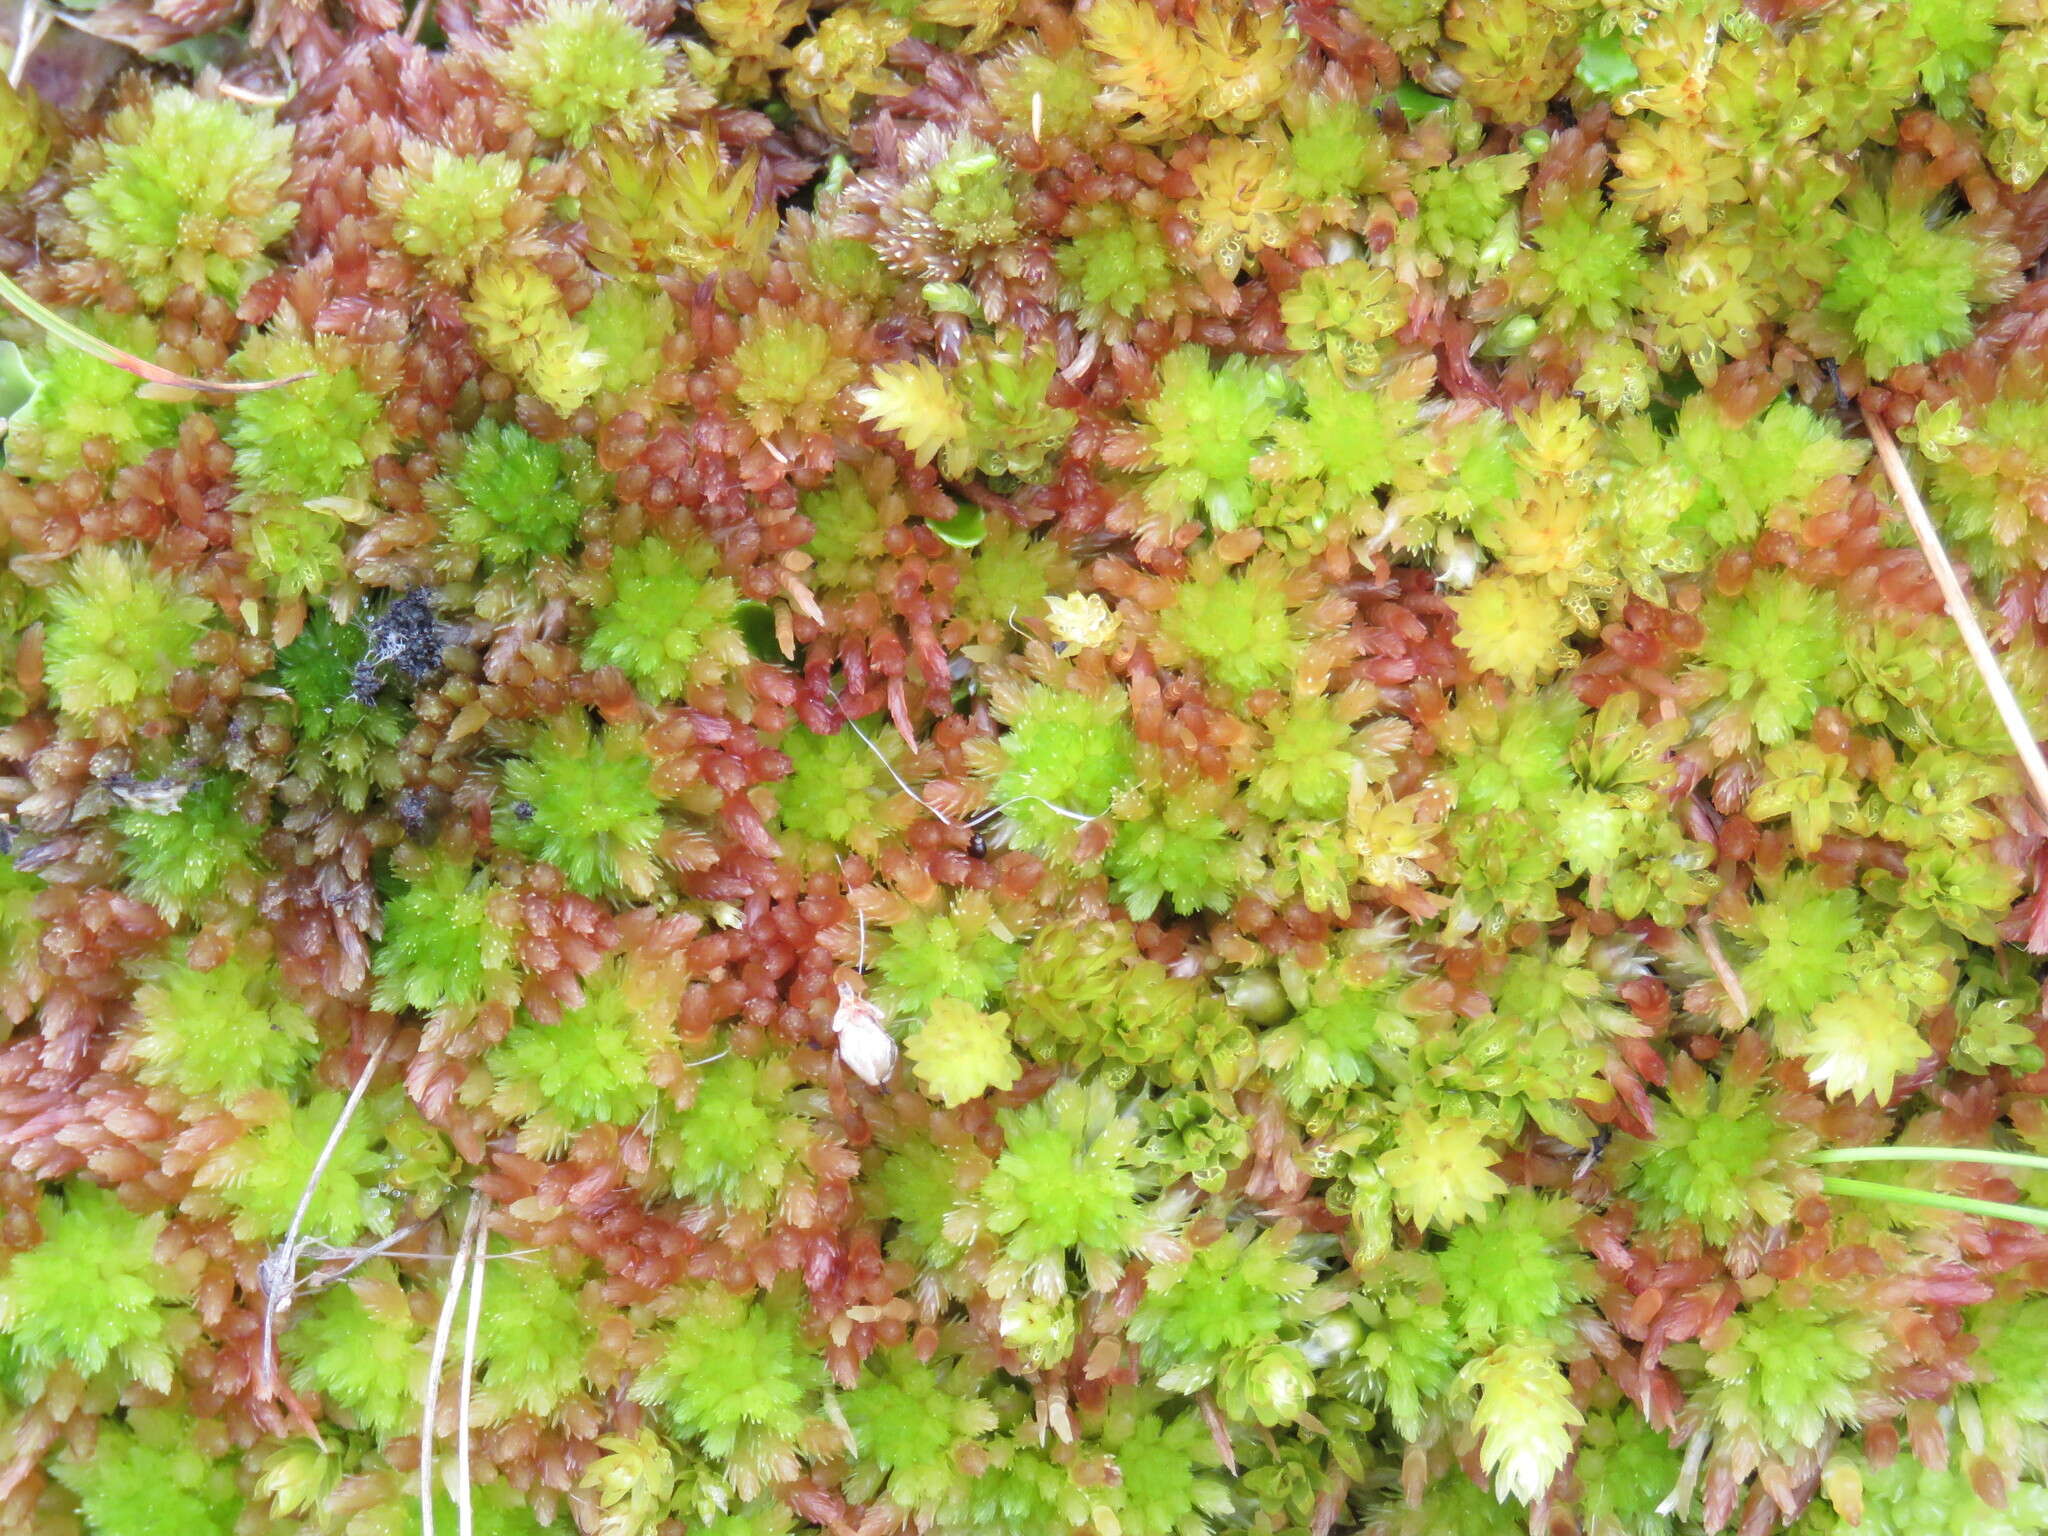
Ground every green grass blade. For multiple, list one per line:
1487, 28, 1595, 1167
1812, 1146, 2048, 1174
0, 270, 310, 396
1821, 1176, 2048, 1230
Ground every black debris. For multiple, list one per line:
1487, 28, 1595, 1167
351, 588, 445, 704
395, 787, 436, 837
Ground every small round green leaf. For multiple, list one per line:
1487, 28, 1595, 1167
926, 504, 986, 549
1394, 81, 1450, 117
1575, 27, 1639, 96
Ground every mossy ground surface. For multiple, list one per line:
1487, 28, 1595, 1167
4, 3, 2048, 1535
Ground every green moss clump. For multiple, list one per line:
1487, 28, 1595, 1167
267, 612, 410, 809
494, 719, 666, 898
53, 1409, 242, 1536
226, 333, 388, 502
372, 855, 515, 1015
377, 146, 532, 283
655, 1052, 815, 1209
206, 1090, 395, 1243
775, 719, 894, 848
1822, 184, 2016, 376
474, 1246, 595, 1418
587, 535, 744, 699
282, 1265, 423, 1437
42, 545, 211, 720
128, 944, 318, 1103
987, 685, 1136, 856
444, 419, 603, 565
0, 1185, 187, 1389
632, 1283, 824, 1491
487, 961, 665, 1144
1160, 563, 1306, 696
485, 0, 683, 148
973, 1078, 1156, 1293
2, 312, 182, 480
117, 775, 264, 921
63, 87, 296, 303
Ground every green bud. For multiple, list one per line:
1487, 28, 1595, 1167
818, 152, 854, 203
920, 281, 983, 319
1477, 220, 1522, 270
1221, 967, 1290, 1024
1303, 1314, 1363, 1368
1487, 315, 1540, 356
1225, 1344, 1316, 1427
925, 503, 986, 548
998, 1295, 1076, 1370
1393, 81, 1451, 118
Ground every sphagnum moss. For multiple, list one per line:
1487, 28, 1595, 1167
6, 5, 2048, 1536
